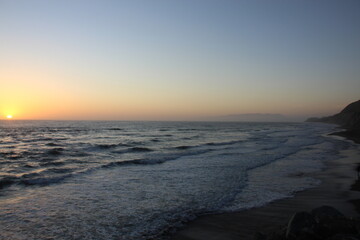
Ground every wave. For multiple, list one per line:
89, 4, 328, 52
91, 140, 152, 151
1, 149, 192, 190
20, 174, 73, 186
130, 147, 153, 152
175, 145, 193, 150
1, 170, 76, 190
177, 128, 198, 131
40, 161, 66, 167
24, 164, 37, 168
69, 151, 90, 157
111, 147, 154, 154
170, 140, 246, 152
96, 144, 121, 149
100, 158, 167, 169
0, 151, 23, 159
0, 176, 17, 189
205, 140, 243, 146
46, 148, 64, 155
22, 137, 54, 143
46, 167, 75, 174
101, 159, 146, 168
21, 172, 42, 179
1, 145, 16, 149
46, 142, 62, 147
92, 143, 131, 150
105, 149, 211, 168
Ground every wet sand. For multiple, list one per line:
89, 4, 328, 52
170, 147, 360, 240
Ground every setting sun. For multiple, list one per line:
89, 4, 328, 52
6, 115, 13, 119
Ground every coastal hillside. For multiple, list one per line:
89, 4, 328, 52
306, 100, 360, 130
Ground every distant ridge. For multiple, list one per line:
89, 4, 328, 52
306, 99, 360, 143
306, 100, 360, 130
216, 113, 288, 122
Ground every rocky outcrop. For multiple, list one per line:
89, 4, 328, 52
311, 205, 345, 222
286, 211, 317, 239
306, 100, 360, 130
254, 206, 360, 240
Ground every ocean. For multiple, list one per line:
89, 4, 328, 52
0, 121, 354, 239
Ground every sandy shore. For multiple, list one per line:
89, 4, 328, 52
170, 143, 360, 240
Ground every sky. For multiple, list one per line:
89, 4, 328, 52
1, 0, 359, 121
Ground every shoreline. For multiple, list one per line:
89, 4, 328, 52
169, 137, 360, 240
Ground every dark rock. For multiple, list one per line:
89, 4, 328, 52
311, 206, 345, 222
254, 232, 268, 240
330, 130, 360, 144
254, 207, 360, 240
341, 100, 360, 114
327, 234, 360, 240
314, 218, 358, 239
286, 211, 317, 239
289, 232, 320, 240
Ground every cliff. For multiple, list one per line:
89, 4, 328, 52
306, 100, 360, 143
306, 100, 360, 130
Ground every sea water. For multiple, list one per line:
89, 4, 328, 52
0, 121, 354, 239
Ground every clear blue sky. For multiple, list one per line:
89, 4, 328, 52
1, 0, 359, 120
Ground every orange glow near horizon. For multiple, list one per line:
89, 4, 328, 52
0, 61, 354, 121
6, 115, 13, 119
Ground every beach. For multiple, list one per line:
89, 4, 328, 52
170, 138, 360, 240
